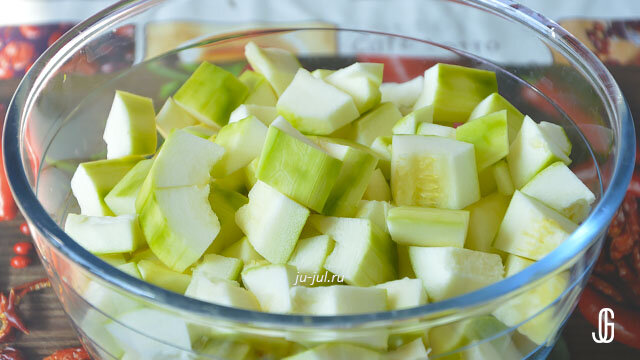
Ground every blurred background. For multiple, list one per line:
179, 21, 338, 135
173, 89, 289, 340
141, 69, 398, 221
0, 0, 639, 358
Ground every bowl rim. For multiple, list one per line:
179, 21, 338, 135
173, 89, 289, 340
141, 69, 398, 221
3, 0, 636, 328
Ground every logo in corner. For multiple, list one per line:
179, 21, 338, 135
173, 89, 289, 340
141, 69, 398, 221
592, 307, 615, 344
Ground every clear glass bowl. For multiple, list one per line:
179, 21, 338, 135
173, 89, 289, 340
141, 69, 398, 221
3, 0, 635, 359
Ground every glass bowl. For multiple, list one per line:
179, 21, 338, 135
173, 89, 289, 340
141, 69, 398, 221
3, 0, 635, 359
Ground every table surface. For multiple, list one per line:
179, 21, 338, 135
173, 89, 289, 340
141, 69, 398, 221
1, 217, 639, 359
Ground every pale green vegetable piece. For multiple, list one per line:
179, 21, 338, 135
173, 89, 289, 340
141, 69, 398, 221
130, 248, 160, 264
494, 191, 577, 260
387, 206, 469, 247
290, 285, 387, 315
414, 63, 498, 125
192, 254, 243, 282
277, 68, 359, 135
185, 273, 260, 310
229, 104, 278, 125
105, 159, 153, 215
314, 137, 378, 216
65, 214, 145, 254
310, 215, 396, 286
220, 237, 265, 263
375, 277, 427, 310
155, 97, 199, 138
507, 116, 571, 189
138, 184, 220, 272
355, 200, 392, 233
370, 136, 392, 179
416, 122, 456, 138
493, 254, 569, 345
492, 159, 515, 196
456, 110, 509, 171
380, 75, 424, 115
243, 157, 259, 190
539, 121, 572, 156
257, 117, 343, 212
99, 254, 127, 267
311, 69, 335, 79
397, 244, 415, 279
521, 162, 595, 223
238, 69, 278, 106
173, 62, 248, 127
137, 260, 191, 294
288, 235, 335, 276
325, 62, 384, 113
116, 262, 142, 279
245, 41, 301, 96
469, 92, 525, 143
386, 338, 430, 360
211, 168, 246, 194
181, 124, 217, 139
71, 156, 142, 216
392, 105, 434, 135
352, 102, 402, 147
212, 115, 268, 178
195, 338, 252, 360
363, 168, 391, 202
241, 264, 298, 313
409, 246, 503, 302
103, 90, 157, 159
236, 181, 309, 264
429, 315, 509, 357
391, 135, 480, 210
206, 184, 248, 254
284, 343, 383, 360
478, 165, 497, 197
464, 192, 510, 252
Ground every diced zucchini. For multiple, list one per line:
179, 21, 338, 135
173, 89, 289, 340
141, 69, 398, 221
387, 206, 469, 247
236, 181, 309, 264
277, 68, 360, 135
192, 254, 243, 282
507, 116, 571, 188
538, 121, 571, 156
313, 137, 378, 216
375, 278, 427, 310
245, 41, 300, 96
229, 104, 278, 125
464, 192, 510, 252
71, 156, 143, 216
241, 264, 297, 313
363, 168, 391, 202
311, 69, 336, 79
391, 135, 480, 210
310, 216, 396, 286
370, 136, 392, 179
185, 273, 260, 310
211, 168, 246, 194
99, 254, 127, 267
65, 214, 144, 254
105, 159, 153, 216
155, 97, 200, 138
212, 115, 268, 178
257, 118, 343, 212
206, 184, 248, 254
392, 105, 434, 135
469, 93, 524, 143
493, 254, 569, 345
325, 62, 383, 113
137, 260, 191, 294
492, 159, 515, 196
380, 76, 424, 115
493, 191, 577, 260
355, 200, 392, 233
521, 162, 595, 223
238, 70, 278, 106
387, 338, 429, 360
220, 237, 265, 264
414, 63, 498, 125
117, 261, 142, 279
416, 122, 456, 139
397, 244, 416, 279
103, 91, 157, 159
352, 102, 403, 146
173, 62, 248, 127
290, 285, 387, 315
138, 185, 220, 272
284, 343, 383, 360
181, 124, 217, 139
429, 315, 509, 358
288, 235, 335, 276
409, 246, 503, 301
478, 166, 497, 197
456, 110, 509, 171
243, 158, 259, 190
